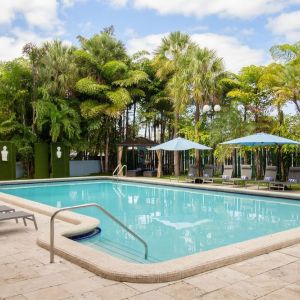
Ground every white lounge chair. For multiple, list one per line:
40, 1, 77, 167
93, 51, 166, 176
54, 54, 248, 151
0, 211, 38, 230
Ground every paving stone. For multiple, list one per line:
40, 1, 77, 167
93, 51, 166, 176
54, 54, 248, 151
158, 281, 205, 299
267, 261, 300, 283
61, 276, 108, 295
244, 273, 288, 294
205, 267, 249, 284
259, 284, 300, 299
5, 295, 27, 300
229, 252, 298, 277
23, 285, 72, 300
223, 279, 282, 300
0, 273, 70, 298
127, 290, 174, 300
201, 288, 245, 300
184, 272, 228, 292
125, 281, 171, 292
93, 283, 139, 300
277, 244, 300, 258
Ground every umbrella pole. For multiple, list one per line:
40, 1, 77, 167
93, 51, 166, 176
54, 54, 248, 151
184, 151, 186, 174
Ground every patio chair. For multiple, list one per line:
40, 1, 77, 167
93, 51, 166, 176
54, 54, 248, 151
197, 165, 214, 183
0, 205, 15, 213
230, 164, 253, 187
185, 165, 199, 183
143, 169, 157, 177
269, 167, 300, 190
221, 165, 234, 184
126, 168, 143, 177
0, 210, 38, 230
256, 166, 277, 189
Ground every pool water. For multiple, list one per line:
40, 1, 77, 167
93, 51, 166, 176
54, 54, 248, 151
1, 180, 300, 263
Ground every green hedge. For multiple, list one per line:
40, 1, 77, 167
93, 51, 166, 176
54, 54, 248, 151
51, 143, 70, 178
0, 141, 16, 180
34, 143, 49, 179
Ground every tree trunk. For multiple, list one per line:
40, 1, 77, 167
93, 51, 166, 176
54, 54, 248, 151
144, 123, 147, 138
133, 101, 136, 137
160, 114, 165, 143
293, 95, 300, 113
277, 104, 284, 126
125, 107, 129, 139
104, 130, 110, 173
194, 103, 201, 173
174, 112, 180, 176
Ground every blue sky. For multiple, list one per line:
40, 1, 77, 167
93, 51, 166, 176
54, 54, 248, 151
1, 0, 300, 113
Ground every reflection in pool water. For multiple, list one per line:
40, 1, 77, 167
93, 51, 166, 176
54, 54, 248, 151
1, 180, 300, 263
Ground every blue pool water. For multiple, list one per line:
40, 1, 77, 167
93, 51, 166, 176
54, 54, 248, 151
1, 180, 300, 263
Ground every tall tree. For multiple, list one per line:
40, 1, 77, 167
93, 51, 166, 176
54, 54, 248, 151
186, 46, 225, 168
154, 31, 192, 176
75, 30, 148, 172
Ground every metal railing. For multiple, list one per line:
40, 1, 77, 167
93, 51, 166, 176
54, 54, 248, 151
50, 203, 148, 263
112, 164, 127, 177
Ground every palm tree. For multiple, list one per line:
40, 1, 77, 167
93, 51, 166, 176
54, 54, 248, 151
39, 40, 78, 98
186, 46, 225, 168
75, 31, 148, 172
22, 43, 44, 133
274, 64, 300, 113
154, 31, 192, 175
35, 96, 80, 143
270, 42, 300, 113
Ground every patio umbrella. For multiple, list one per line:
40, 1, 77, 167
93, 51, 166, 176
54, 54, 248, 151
149, 137, 212, 151
221, 132, 300, 146
149, 137, 211, 177
221, 132, 300, 178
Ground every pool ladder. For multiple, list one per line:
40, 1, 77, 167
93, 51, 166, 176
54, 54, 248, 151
113, 164, 127, 178
49, 203, 148, 263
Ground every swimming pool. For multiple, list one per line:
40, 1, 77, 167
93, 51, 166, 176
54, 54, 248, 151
1, 179, 300, 263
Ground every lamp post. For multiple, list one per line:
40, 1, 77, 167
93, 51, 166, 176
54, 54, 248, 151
202, 104, 222, 171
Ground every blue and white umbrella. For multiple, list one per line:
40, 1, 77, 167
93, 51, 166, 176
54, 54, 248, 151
149, 137, 211, 151
221, 132, 300, 147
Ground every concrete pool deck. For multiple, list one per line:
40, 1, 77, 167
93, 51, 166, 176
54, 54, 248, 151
0, 202, 300, 299
1, 176, 300, 284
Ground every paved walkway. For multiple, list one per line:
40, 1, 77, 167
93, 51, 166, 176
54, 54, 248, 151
0, 203, 300, 300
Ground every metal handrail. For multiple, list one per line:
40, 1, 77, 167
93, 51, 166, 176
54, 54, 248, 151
50, 203, 148, 263
113, 164, 127, 177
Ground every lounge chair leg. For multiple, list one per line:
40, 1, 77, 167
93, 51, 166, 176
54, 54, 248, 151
23, 217, 27, 226
32, 216, 38, 230
15, 218, 19, 223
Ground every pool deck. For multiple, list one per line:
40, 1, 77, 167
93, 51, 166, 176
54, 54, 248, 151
0, 201, 300, 299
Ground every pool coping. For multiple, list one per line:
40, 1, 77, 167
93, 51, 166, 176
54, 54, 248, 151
1, 176, 300, 283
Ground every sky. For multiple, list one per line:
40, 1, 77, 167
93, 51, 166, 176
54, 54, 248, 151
1, 0, 300, 112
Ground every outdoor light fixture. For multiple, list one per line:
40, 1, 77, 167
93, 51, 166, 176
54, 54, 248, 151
214, 104, 221, 112
203, 104, 210, 113
203, 104, 221, 113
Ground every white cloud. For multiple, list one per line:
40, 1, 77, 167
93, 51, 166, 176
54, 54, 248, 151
126, 32, 265, 72
267, 10, 300, 42
127, 33, 166, 55
107, 0, 297, 19
62, 0, 88, 7
192, 33, 265, 72
0, 29, 50, 61
0, 1, 69, 61
0, 0, 60, 30
124, 27, 137, 38
105, 0, 128, 7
